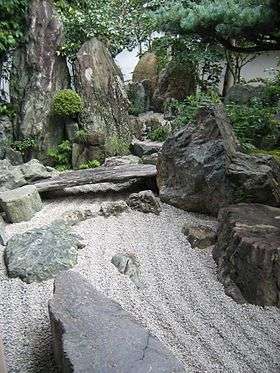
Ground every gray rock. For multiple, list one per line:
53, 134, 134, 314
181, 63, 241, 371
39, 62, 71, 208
20, 159, 52, 181
0, 185, 42, 223
224, 84, 265, 105
0, 159, 26, 193
4, 148, 23, 166
182, 222, 218, 249
0, 216, 7, 246
130, 139, 162, 157
65, 120, 79, 142
142, 152, 158, 165
132, 52, 159, 96
127, 190, 161, 215
61, 209, 94, 226
138, 111, 171, 134
10, 0, 70, 162
213, 203, 280, 307
75, 38, 132, 142
49, 270, 185, 372
111, 253, 141, 288
99, 201, 129, 217
126, 80, 150, 115
104, 155, 141, 168
157, 105, 280, 215
5, 223, 84, 283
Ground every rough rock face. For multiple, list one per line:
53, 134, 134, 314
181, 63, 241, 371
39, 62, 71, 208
74, 38, 132, 141
158, 105, 280, 215
182, 222, 218, 250
20, 159, 53, 181
111, 253, 141, 288
10, 0, 70, 160
0, 216, 7, 246
153, 62, 196, 112
224, 84, 265, 105
5, 223, 84, 283
213, 203, 280, 307
49, 271, 184, 372
127, 190, 161, 215
126, 81, 151, 115
0, 160, 26, 193
99, 201, 129, 217
0, 185, 42, 223
131, 139, 163, 157
104, 155, 141, 168
132, 52, 159, 96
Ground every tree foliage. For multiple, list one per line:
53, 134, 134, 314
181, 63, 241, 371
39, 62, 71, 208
155, 0, 280, 53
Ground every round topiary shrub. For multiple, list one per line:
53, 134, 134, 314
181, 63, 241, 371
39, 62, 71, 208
52, 89, 83, 118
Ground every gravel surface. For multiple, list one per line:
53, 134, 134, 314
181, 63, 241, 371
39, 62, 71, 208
0, 195, 280, 372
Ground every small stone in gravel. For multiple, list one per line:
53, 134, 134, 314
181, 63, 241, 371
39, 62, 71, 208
182, 222, 217, 249
99, 201, 129, 217
127, 190, 161, 215
0, 185, 42, 223
5, 222, 84, 283
111, 253, 141, 288
61, 209, 94, 226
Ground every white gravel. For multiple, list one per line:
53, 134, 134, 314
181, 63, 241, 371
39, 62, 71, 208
0, 195, 280, 372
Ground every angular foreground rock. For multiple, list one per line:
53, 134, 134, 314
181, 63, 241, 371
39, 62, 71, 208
49, 271, 184, 372
20, 159, 53, 182
213, 203, 280, 307
5, 223, 84, 283
158, 105, 280, 215
131, 139, 163, 157
0, 185, 42, 223
182, 222, 218, 250
0, 159, 26, 193
127, 190, 161, 215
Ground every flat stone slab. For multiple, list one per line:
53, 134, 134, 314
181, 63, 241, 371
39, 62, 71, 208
49, 271, 184, 373
0, 185, 42, 223
5, 222, 84, 283
131, 140, 163, 157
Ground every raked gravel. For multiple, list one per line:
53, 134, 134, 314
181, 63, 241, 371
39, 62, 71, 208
0, 194, 280, 373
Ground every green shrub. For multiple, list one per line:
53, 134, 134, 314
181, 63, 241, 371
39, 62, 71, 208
52, 89, 83, 118
47, 140, 72, 171
79, 159, 101, 169
105, 136, 130, 156
11, 137, 38, 154
147, 127, 169, 142
0, 103, 15, 117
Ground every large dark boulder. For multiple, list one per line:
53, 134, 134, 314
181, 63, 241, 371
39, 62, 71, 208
157, 105, 280, 215
153, 62, 196, 112
213, 203, 280, 307
132, 52, 159, 97
49, 271, 184, 373
10, 0, 70, 161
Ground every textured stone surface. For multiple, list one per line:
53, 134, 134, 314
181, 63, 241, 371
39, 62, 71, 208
74, 38, 132, 141
10, 0, 70, 161
142, 152, 159, 165
104, 155, 141, 168
111, 253, 141, 288
126, 80, 151, 114
182, 223, 217, 249
61, 209, 94, 226
224, 84, 265, 105
99, 201, 129, 217
131, 139, 162, 157
20, 159, 52, 181
127, 190, 161, 215
153, 62, 196, 112
0, 216, 7, 246
0, 185, 42, 223
213, 203, 280, 307
158, 105, 280, 215
0, 160, 26, 193
5, 223, 83, 283
132, 52, 159, 95
49, 271, 184, 373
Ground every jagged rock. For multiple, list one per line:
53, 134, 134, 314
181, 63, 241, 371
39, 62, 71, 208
49, 271, 185, 372
142, 153, 158, 165
61, 209, 94, 226
158, 105, 280, 215
126, 80, 151, 115
0, 185, 42, 223
130, 139, 162, 157
10, 0, 70, 161
99, 201, 129, 217
213, 203, 280, 307
127, 190, 161, 215
132, 52, 159, 96
224, 84, 265, 105
74, 38, 132, 142
0, 216, 7, 246
153, 61, 196, 112
5, 223, 84, 283
104, 155, 141, 168
111, 253, 141, 288
20, 159, 52, 181
182, 222, 218, 249
0, 160, 26, 193
4, 148, 23, 166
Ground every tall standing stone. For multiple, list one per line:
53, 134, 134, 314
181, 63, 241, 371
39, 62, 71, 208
74, 38, 132, 142
10, 0, 70, 161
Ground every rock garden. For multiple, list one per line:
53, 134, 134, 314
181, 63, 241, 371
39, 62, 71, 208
0, 1, 280, 372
